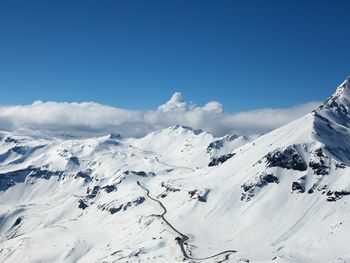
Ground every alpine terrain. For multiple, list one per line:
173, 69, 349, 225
1, 77, 350, 263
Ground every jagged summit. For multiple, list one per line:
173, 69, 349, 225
319, 76, 350, 110
311, 76, 350, 136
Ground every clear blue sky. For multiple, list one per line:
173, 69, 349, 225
0, 0, 349, 111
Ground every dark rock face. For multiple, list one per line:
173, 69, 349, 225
326, 190, 350, 202
11, 146, 29, 155
255, 173, 279, 188
160, 182, 180, 193
188, 189, 210, 202
13, 217, 22, 227
108, 197, 145, 214
134, 171, 147, 177
241, 173, 279, 201
109, 133, 122, 140
78, 200, 88, 210
292, 176, 307, 193
308, 184, 316, 194
87, 186, 100, 199
206, 135, 238, 155
29, 169, 63, 179
76, 169, 93, 183
207, 140, 224, 152
4, 137, 18, 143
265, 146, 307, 171
208, 153, 235, 167
241, 173, 279, 193
335, 162, 346, 169
103, 185, 117, 193
79, 184, 118, 210
292, 182, 304, 193
309, 160, 329, 175
102, 140, 120, 146
109, 205, 123, 214
308, 148, 329, 175
133, 196, 146, 205
0, 167, 63, 191
123, 171, 155, 177
307, 183, 328, 194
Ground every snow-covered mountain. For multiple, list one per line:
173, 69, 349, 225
1, 78, 350, 263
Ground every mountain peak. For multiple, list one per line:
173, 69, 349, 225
319, 76, 350, 110
168, 125, 204, 135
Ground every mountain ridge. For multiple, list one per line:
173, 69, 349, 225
1, 77, 350, 263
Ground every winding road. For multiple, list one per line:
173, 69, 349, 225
137, 181, 237, 262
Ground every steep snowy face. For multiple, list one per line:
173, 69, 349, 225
311, 77, 350, 163
320, 77, 350, 112
317, 77, 350, 128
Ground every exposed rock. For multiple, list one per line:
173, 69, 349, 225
335, 162, 346, 169
102, 185, 117, 193
76, 169, 93, 183
265, 146, 307, 171
4, 137, 18, 143
12, 217, 22, 227
133, 196, 146, 205
308, 182, 328, 194
103, 196, 146, 215
78, 199, 88, 210
123, 171, 155, 177
292, 176, 307, 193
241, 173, 279, 201
206, 135, 238, 153
188, 189, 210, 202
160, 182, 180, 193
208, 153, 235, 167
0, 167, 64, 191
11, 146, 28, 155
29, 169, 63, 180
109, 205, 123, 214
309, 160, 329, 175
207, 140, 224, 153
109, 133, 122, 140
87, 186, 100, 199
326, 190, 350, 202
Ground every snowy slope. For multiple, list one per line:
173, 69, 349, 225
1, 78, 350, 263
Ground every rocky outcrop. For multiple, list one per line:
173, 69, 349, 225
241, 173, 279, 201
123, 170, 156, 177
308, 148, 330, 175
292, 176, 307, 193
265, 146, 307, 171
326, 190, 350, 202
0, 167, 63, 191
208, 153, 235, 167
188, 189, 210, 202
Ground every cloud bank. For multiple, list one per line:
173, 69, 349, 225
0, 93, 320, 138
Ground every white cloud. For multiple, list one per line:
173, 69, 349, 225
0, 93, 320, 138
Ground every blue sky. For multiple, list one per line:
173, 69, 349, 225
0, 0, 349, 111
